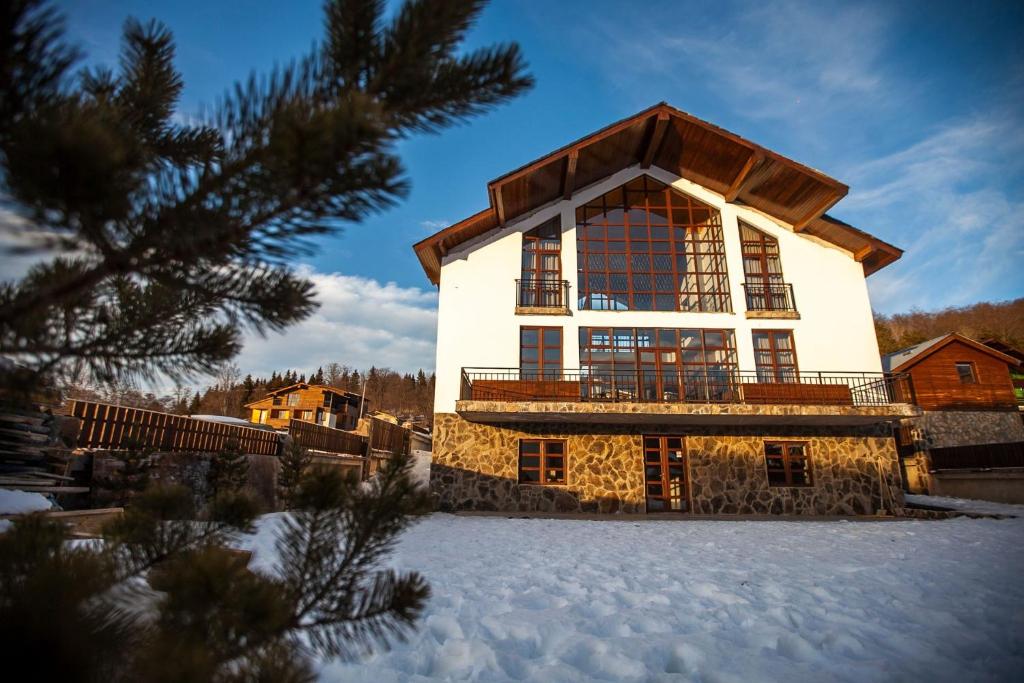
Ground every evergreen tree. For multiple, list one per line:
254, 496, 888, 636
278, 440, 313, 509
92, 438, 153, 507
0, 0, 532, 388
1, 453, 430, 680
207, 439, 249, 499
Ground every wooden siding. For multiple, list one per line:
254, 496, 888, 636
69, 400, 281, 456
905, 340, 1017, 411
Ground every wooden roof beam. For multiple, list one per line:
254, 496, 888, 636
640, 112, 670, 169
492, 186, 506, 226
853, 245, 873, 262
562, 150, 579, 200
792, 190, 844, 232
724, 150, 762, 202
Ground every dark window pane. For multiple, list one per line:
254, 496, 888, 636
520, 441, 541, 454
520, 455, 540, 468
520, 469, 540, 482
521, 328, 538, 346
545, 442, 564, 455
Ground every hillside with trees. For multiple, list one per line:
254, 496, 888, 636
63, 362, 436, 423
874, 298, 1024, 355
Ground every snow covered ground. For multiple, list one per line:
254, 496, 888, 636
0, 488, 53, 515
240, 500, 1024, 683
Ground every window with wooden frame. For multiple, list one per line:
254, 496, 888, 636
764, 442, 812, 487
740, 222, 792, 311
753, 330, 798, 382
287, 393, 300, 406
576, 175, 731, 312
521, 218, 562, 306
270, 409, 289, 420
955, 362, 977, 384
520, 326, 562, 379
578, 327, 738, 401
518, 439, 566, 484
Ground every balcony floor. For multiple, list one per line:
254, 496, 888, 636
455, 400, 921, 426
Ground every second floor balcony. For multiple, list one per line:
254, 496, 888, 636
516, 278, 570, 315
458, 367, 919, 426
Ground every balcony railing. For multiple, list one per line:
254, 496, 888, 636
516, 278, 569, 309
742, 282, 797, 312
460, 368, 914, 407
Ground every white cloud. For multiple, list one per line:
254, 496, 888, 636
843, 111, 1024, 311
234, 265, 438, 378
578, 0, 895, 127
419, 219, 450, 232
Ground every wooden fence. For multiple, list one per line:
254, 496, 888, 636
930, 441, 1024, 470
288, 419, 366, 456
367, 417, 410, 455
68, 400, 281, 456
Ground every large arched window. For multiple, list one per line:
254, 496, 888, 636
576, 176, 731, 312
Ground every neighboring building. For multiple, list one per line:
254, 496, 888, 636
884, 334, 1024, 502
982, 339, 1024, 406
245, 383, 364, 430
414, 102, 919, 515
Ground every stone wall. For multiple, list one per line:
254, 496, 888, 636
917, 410, 1024, 449
431, 413, 902, 515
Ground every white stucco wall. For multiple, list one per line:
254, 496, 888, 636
433, 166, 883, 413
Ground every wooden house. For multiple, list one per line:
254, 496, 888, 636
883, 334, 1024, 502
245, 383, 365, 431
413, 102, 920, 516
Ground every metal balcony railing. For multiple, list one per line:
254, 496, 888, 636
742, 282, 797, 312
516, 278, 569, 309
459, 367, 915, 407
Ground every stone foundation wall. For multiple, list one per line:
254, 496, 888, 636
917, 410, 1024, 449
431, 413, 902, 515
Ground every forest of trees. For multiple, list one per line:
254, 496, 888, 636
874, 298, 1024, 355
63, 362, 436, 424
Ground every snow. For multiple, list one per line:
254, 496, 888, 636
241, 504, 1024, 682
905, 493, 1024, 516
0, 488, 53, 515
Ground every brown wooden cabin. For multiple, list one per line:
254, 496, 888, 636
245, 383, 365, 430
882, 334, 1020, 411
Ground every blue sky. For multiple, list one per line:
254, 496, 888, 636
46, 0, 1024, 377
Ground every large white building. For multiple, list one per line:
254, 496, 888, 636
414, 103, 918, 515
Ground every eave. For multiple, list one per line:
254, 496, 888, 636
412, 102, 902, 285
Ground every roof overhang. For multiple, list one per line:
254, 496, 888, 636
888, 333, 1022, 373
413, 102, 902, 285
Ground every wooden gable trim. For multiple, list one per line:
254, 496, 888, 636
792, 190, 845, 232
889, 334, 1021, 373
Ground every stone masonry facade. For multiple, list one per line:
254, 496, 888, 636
431, 413, 903, 515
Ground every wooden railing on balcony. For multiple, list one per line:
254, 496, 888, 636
460, 368, 914, 407
742, 282, 797, 312
69, 400, 282, 455
516, 278, 569, 309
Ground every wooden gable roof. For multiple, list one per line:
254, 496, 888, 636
882, 333, 1021, 373
243, 383, 363, 408
414, 102, 902, 284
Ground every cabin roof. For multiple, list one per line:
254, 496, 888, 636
881, 333, 1021, 373
413, 102, 902, 285
243, 383, 363, 408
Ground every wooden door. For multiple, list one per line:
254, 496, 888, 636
643, 436, 689, 512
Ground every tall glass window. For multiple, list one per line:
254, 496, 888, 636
578, 327, 737, 401
520, 218, 562, 306
576, 175, 731, 312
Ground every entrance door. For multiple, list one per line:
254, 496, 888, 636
643, 436, 689, 512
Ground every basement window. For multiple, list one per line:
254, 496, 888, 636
518, 439, 566, 485
955, 362, 977, 384
764, 441, 812, 487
